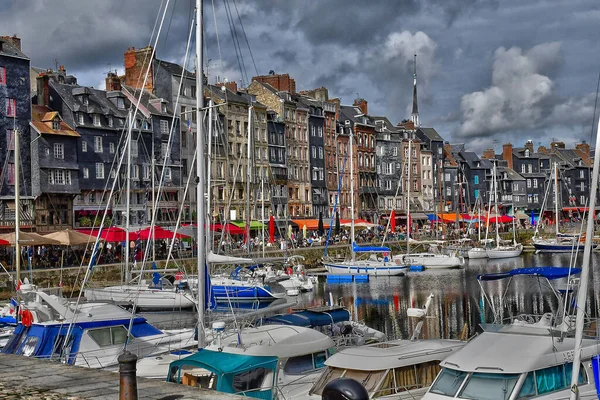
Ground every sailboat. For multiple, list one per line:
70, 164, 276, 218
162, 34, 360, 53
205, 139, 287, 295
466, 195, 488, 259
485, 160, 523, 259
532, 162, 592, 253
322, 121, 406, 276
392, 140, 463, 269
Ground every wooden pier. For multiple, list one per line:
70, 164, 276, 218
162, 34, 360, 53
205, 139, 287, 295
0, 353, 240, 399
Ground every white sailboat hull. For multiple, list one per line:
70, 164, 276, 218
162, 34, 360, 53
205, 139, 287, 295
323, 261, 407, 276
84, 286, 196, 310
466, 247, 488, 259
486, 244, 523, 259
393, 253, 464, 269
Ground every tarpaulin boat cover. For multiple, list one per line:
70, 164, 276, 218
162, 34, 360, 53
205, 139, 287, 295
477, 267, 581, 281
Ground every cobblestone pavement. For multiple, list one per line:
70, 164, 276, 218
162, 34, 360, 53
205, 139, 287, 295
0, 382, 83, 399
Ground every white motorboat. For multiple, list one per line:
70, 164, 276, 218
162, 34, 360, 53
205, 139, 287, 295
2, 290, 196, 369
309, 339, 465, 399
160, 324, 335, 399
422, 331, 598, 400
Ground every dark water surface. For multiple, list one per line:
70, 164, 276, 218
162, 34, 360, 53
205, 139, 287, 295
143, 252, 600, 341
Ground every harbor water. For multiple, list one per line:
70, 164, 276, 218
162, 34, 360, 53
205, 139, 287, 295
142, 252, 599, 342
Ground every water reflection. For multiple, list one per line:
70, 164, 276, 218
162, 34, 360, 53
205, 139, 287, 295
300, 252, 597, 341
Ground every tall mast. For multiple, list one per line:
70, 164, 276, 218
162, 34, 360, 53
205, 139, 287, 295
195, 0, 206, 349
493, 161, 500, 245
206, 100, 213, 254
14, 128, 20, 286
125, 111, 132, 281
554, 162, 559, 238
261, 177, 265, 259
348, 122, 355, 262
151, 126, 156, 261
406, 139, 412, 256
569, 116, 600, 399
246, 106, 253, 256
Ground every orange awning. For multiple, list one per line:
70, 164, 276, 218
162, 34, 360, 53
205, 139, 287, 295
291, 219, 330, 230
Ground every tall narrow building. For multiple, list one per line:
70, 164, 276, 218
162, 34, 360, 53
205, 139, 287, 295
411, 54, 419, 128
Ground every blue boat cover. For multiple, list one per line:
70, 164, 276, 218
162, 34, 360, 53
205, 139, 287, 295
168, 349, 277, 399
352, 242, 391, 253
263, 309, 350, 327
477, 267, 581, 281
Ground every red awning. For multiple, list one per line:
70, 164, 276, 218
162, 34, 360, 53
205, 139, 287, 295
291, 219, 330, 230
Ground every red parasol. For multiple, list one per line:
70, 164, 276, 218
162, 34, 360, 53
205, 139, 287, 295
390, 210, 396, 232
135, 226, 190, 240
77, 227, 128, 242
269, 215, 275, 243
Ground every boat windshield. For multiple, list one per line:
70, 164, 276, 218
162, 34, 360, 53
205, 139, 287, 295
459, 372, 519, 400
429, 368, 468, 396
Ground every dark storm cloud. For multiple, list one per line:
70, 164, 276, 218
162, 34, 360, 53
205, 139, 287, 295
2, 0, 599, 148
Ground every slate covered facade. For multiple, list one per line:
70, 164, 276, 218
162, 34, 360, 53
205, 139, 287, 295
0, 35, 33, 230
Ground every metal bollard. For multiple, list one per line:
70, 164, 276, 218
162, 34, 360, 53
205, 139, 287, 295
118, 350, 138, 400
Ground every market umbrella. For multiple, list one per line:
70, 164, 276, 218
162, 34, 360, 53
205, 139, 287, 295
287, 224, 293, 239
531, 210, 536, 226
318, 212, 325, 236
0, 231, 61, 245
335, 212, 341, 235
269, 215, 275, 243
136, 226, 189, 240
390, 210, 396, 232
76, 227, 128, 242
302, 224, 307, 239
43, 229, 99, 246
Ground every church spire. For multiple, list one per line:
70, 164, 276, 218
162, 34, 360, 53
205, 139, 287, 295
411, 54, 419, 128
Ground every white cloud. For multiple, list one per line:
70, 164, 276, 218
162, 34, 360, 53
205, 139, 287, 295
457, 42, 562, 137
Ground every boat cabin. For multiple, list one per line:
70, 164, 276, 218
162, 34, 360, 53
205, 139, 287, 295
309, 339, 465, 399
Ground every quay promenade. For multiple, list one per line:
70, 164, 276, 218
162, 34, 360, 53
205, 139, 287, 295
0, 354, 239, 399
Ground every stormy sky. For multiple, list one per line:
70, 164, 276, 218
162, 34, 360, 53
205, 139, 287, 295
3, 0, 600, 152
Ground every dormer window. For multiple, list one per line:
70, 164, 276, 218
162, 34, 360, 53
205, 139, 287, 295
82, 96, 89, 106
93, 114, 101, 127
117, 97, 125, 109
108, 116, 113, 128
52, 119, 60, 131
78, 113, 84, 125
524, 149, 530, 157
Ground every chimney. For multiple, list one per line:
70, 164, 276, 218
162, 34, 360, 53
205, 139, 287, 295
537, 145, 548, 155
216, 80, 237, 93
550, 141, 565, 151
0, 35, 21, 51
105, 72, 122, 92
502, 143, 513, 169
353, 98, 368, 116
575, 142, 590, 156
123, 46, 155, 91
36, 74, 50, 107
482, 149, 496, 160
252, 72, 296, 94
524, 140, 534, 153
